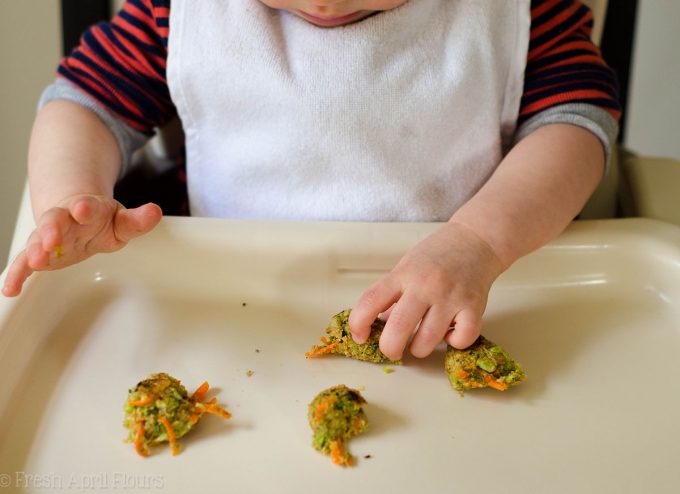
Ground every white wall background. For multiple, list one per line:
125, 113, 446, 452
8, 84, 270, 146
625, 0, 680, 160
0, 1, 60, 271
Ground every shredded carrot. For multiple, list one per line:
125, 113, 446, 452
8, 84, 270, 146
134, 421, 149, 457
352, 416, 362, 433
329, 440, 351, 467
128, 395, 154, 407
200, 399, 232, 419
305, 341, 340, 358
159, 416, 179, 456
188, 413, 201, 425
204, 405, 232, 419
191, 381, 210, 402
455, 369, 470, 380
484, 376, 508, 391
314, 396, 337, 422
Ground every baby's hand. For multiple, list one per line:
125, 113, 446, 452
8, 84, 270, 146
348, 222, 504, 360
2, 195, 162, 297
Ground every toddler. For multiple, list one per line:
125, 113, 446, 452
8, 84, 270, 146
2, 0, 620, 361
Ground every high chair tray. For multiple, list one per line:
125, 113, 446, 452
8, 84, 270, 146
0, 217, 678, 493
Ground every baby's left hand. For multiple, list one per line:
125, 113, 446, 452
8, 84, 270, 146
348, 221, 504, 360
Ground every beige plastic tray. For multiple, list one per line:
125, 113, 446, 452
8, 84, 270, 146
1, 217, 679, 493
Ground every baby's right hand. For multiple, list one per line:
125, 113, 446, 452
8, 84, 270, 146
2, 194, 162, 297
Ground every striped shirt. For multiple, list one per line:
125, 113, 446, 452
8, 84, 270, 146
56, 0, 621, 136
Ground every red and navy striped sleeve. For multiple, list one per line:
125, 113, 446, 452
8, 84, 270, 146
56, 0, 621, 134
57, 0, 173, 135
519, 0, 622, 124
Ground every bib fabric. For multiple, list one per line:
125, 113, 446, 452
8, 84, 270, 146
168, 0, 531, 221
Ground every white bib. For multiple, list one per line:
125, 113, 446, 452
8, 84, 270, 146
167, 0, 530, 221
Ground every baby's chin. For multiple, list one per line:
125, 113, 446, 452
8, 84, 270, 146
293, 9, 375, 27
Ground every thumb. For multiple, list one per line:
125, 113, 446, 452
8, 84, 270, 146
113, 203, 163, 243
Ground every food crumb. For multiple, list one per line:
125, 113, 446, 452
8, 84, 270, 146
382, 366, 394, 374
255, 348, 261, 353
364, 454, 372, 459
357, 385, 366, 391
242, 302, 247, 307
54, 245, 64, 258
245, 370, 254, 377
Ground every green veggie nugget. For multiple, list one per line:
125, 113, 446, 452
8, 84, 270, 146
444, 336, 526, 396
305, 309, 400, 364
308, 385, 368, 467
124, 373, 230, 456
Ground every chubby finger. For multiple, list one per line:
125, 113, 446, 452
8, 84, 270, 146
445, 308, 482, 349
2, 251, 35, 297
35, 206, 75, 253
70, 195, 116, 226
21, 222, 62, 271
349, 277, 400, 344
378, 293, 429, 361
26, 235, 51, 270
113, 203, 163, 243
70, 197, 93, 224
378, 305, 394, 321
409, 305, 455, 358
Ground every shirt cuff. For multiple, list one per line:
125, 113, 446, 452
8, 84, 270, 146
38, 78, 149, 177
513, 103, 620, 174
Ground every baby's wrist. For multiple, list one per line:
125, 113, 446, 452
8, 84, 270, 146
442, 220, 507, 276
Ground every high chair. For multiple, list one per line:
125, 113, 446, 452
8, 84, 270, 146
578, 0, 680, 225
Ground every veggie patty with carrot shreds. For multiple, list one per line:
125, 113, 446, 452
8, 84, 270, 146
305, 309, 400, 364
124, 373, 231, 456
444, 336, 526, 396
308, 385, 368, 467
